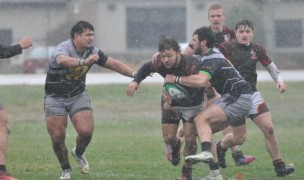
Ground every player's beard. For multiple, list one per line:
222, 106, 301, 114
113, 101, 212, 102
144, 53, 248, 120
172, 56, 180, 68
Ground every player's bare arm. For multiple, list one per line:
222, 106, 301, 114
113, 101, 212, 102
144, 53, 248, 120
164, 73, 210, 88
103, 57, 135, 77
56, 53, 99, 67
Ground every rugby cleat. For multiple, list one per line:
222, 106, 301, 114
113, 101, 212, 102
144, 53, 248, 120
71, 147, 89, 174
275, 162, 295, 177
232, 150, 256, 166
59, 169, 72, 180
185, 151, 214, 164
166, 137, 182, 166
201, 174, 223, 180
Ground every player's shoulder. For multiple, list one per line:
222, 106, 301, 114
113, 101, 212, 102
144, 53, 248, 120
223, 26, 235, 35
183, 54, 200, 63
250, 41, 265, 49
58, 39, 72, 47
220, 39, 235, 47
208, 48, 226, 59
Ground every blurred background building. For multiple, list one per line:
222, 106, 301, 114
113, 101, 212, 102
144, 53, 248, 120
0, 0, 303, 73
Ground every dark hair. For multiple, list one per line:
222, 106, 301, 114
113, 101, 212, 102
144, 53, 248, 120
70, 21, 94, 39
193, 26, 215, 48
235, 19, 254, 31
158, 38, 180, 52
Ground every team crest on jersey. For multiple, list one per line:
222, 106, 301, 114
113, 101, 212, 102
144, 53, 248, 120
66, 66, 89, 80
223, 34, 231, 42
250, 49, 258, 60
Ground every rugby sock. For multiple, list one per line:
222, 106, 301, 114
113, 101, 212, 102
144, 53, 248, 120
217, 141, 228, 152
181, 165, 192, 177
232, 150, 243, 159
209, 162, 220, 170
273, 159, 284, 167
76, 144, 87, 156
0, 165, 6, 172
171, 138, 181, 153
61, 165, 71, 171
210, 169, 221, 176
201, 141, 211, 152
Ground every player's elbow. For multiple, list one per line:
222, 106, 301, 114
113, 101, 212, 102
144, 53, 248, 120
56, 56, 68, 67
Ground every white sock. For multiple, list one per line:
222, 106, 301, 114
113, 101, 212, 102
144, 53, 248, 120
210, 169, 220, 176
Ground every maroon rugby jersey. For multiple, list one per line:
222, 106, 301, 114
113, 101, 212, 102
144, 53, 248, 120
188, 25, 235, 49
213, 25, 235, 48
218, 39, 272, 92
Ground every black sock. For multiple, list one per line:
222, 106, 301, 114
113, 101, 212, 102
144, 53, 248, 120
171, 137, 181, 149
273, 159, 284, 167
232, 150, 243, 159
0, 165, 6, 172
209, 162, 219, 170
217, 141, 228, 152
201, 141, 211, 152
61, 164, 71, 170
182, 165, 192, 177
76, 144, 87, 156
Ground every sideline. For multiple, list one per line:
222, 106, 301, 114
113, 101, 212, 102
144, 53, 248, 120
0, 70, 303, 85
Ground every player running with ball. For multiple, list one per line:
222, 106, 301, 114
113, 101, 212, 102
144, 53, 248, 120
127, 38, 226, 180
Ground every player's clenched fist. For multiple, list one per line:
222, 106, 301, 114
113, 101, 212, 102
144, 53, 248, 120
84, 53, 99, 65
19, 36, 33, 49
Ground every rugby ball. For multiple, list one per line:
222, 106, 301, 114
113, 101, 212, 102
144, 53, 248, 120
163, 83, 189, 101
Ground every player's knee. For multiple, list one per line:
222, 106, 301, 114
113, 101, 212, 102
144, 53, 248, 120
235, 135, 246, 145
51, 135, 65, 145
79, 130, 93, 140
262, 124, 275, 137
163, 134, 176, 144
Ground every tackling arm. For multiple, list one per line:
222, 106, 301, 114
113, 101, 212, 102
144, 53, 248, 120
164, 71, 210, 88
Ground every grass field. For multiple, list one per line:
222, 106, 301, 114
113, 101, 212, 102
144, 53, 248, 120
1, 82, 304, 180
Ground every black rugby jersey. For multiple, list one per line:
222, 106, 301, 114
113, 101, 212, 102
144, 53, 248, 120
218, 40, 271, 92
133, 55, 204, 107
0, 44, 22, 58
198, 48, 252, 96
